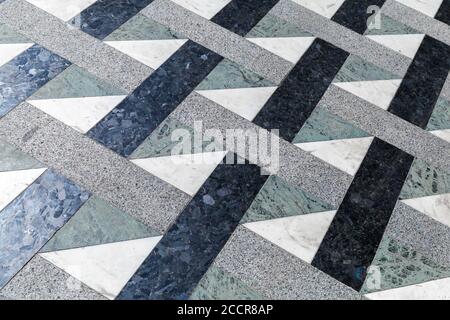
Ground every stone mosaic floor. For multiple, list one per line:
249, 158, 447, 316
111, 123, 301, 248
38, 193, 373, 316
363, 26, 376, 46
0, 0, 450, 300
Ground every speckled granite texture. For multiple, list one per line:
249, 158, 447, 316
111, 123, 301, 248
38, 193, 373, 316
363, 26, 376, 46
0, 0, 449, 300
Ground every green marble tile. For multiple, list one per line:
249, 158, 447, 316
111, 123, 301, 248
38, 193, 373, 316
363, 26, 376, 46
0, 23, 30, 44
333, 54, 400, 83
246, 13, 312, 38
365, 14, 419, 35
399, 158, 450, 200
197, 59, 275, 90
40, 196, 159, 252
293, 106, 370, 143
190, 266, 266, 300
30, 65, 125, 100
129, 117, 216, 159
240, 175, 335, 224
427, 97, 450, 131
105, 14, 182, 41
0, 140, 43, 172
361, 236, 450, 294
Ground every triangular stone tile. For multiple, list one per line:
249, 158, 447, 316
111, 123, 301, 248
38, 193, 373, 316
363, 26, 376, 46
105, 39, 187, 69
244, 210, 337, 263
105, 14, 182, 41
427, 97, 450, 131
28, 95, 127, 134
293, 106, 371, 143
333, 54, 400, 83
401, 193, 450, 228
0, 140, 42, 172
395, 0, 444, 18
196, 87, 277, 121
295, 137, 374, 176
241, 175, 335, 224
131, 151, 227, 196
400, 159, 450, 200
30, 65, 125, 100
171, 0, 231, 19
247, 37, 315, 63
41, 196, 159, 252
365, 14, 420, 35
246, 13, 313, 38
25, 0, 97, 21
334, 79, 402, 110
197, 59, 275, 90
366, 34, 425, 59
40, 237, 162, 299
0, 168, 46, 212
291, 0, 346, 19
431, 129, 450, 143
0, 43, 33, 68
365, 277, 450, 300
361, 236, 450, 294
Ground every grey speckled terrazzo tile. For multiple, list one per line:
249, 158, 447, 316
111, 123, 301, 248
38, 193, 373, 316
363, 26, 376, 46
214, 226, 365, 300
0, 255, 105, 300
30, 64, 126, 100
190, 265, 267, 300
0, 102, 191, 233
400, 158, 450, 199
41, 196, 160, 252
141, 0, 292, 84
293, 106, 371, 143
361, 236, 450, 294
241, 175, 335, 224
105, 14, 182, 41
0, 23, 30, 43
0, 139, 42, 172
246, 13, 312, 38
0, 0, 152, 92
196, 59, 275, 90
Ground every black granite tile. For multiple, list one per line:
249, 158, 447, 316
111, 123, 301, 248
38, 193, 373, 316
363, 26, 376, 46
0, 45, 71, 118
252, 39, 349, 142
435, 0, 450, 25
87, 40, 223, 157
332, 0, 386, 34
116, 155, 268, 300
70, 0, 154, 40
388, 36, 450, 129
211, 0, 280, 36
0, 170, 90, 289
311, 138, 414, 291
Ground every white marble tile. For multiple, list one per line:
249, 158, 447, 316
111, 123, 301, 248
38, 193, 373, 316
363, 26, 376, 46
247, 37, 315, 64
105, 39, 187, 70
291, 0, 346, 19
366, 34, 425, 59
40, 237, 162, 300
366, 277, 450, 300
295, 137, 374, 176
401, 193, 450, 228
0, 168, 47, 212
131, 151, 227, 196
244, 211, 336, 263
28, 96, 127, 134
395, 0, 444, 18
0, 43, 34, 68
334, 79, 402, 110
196, 87, 278, 121
430, 129, 450, 143
25, 0, 98, 21
170, 0, 231, 19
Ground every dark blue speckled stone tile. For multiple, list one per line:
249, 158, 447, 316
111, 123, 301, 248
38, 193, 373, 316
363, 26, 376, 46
70, 0, 155, 40
435, 0, 450, 25
332, 0, 386, 34
87, 40, 223, 157
211, 0, 280, 36
0, 45, 70, 118
116, 155, 268, 300
253, 39, 349, 142
0, 170, 90, 289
